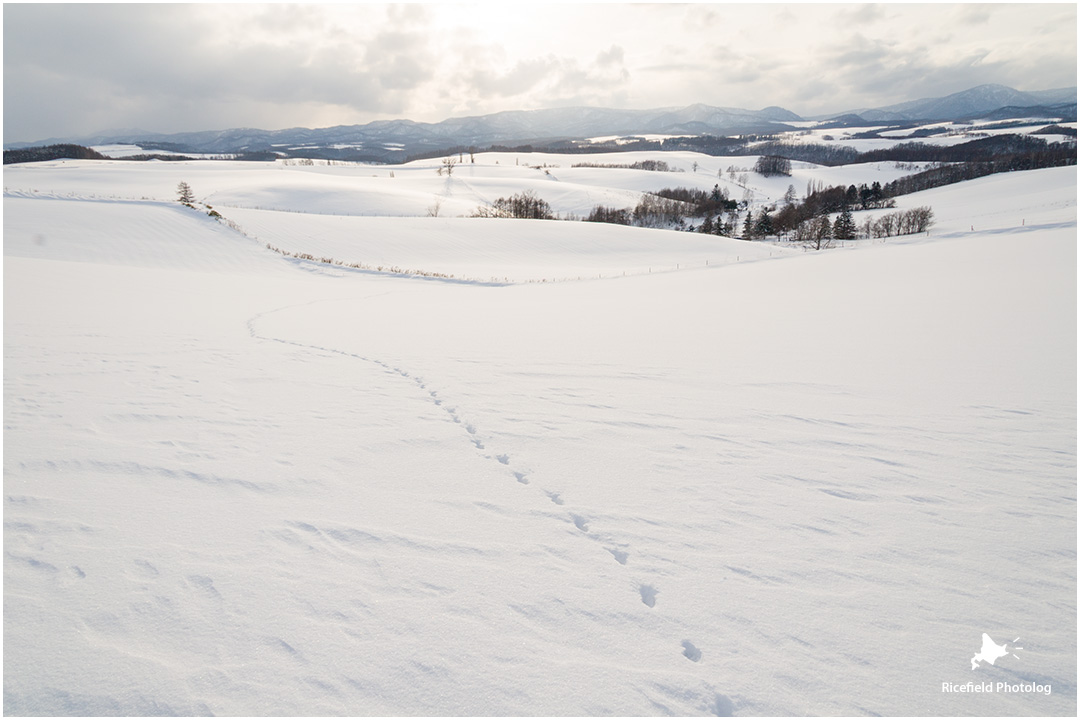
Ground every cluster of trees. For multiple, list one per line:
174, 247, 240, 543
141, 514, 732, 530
122, 153, 197, 161
459, 181, 936, 246
882, 146, 1077, 197
789, 215, 837, 249
560, 131, 1075, 170
742, 204, 932, 245
696, 215, 737, 236
1033, 124, 1077, 138
4, 144, 109, 164
572, 159, 673, 171
654, 185, 738, 216
859, 207, 935, 238
857, 133, 1071, 165
803, 181, 892, 212
741, 209, 775, 240
3, 143, 196, 165
477, 188, 710, 228
629, 194, 692, 228
472, 190, 554, 219
762, 181, 895, 238
658, 134, 765, 155
674, 137, 863, 165
744, 204, 933, 245
585, 205, 632, 225
735, 173, 938, 244
753, 155, 792, 176
582, 185, 738, 229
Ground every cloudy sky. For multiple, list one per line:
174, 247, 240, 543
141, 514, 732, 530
4, 3, 1077, 143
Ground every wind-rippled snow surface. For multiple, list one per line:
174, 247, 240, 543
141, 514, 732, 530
4, 158, 1076, 716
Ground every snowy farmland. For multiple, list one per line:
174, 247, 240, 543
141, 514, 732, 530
3, 153, 1077, 716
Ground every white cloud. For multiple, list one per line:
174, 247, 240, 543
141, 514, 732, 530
3, 3, 1076, 142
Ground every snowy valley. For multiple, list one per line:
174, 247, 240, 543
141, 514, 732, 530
3, 137, 1077, 716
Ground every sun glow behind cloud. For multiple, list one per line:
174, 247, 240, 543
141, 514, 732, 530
3, 3, 1076, 141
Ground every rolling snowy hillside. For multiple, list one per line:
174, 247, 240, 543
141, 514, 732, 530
4, 153, 1076, 716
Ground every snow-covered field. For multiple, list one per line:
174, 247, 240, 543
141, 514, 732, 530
4, 154, 1076, 716
772, 118, 1073, 152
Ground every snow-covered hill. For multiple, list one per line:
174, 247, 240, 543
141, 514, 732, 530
3, 154, 1076, 716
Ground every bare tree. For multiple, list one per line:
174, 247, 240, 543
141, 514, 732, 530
861, 207, 934, 238
783, 184, 797, 206
793, 215, 833, 250
472, 190, 554, 219
441, 156, 458, 177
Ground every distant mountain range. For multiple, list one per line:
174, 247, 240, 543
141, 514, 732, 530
7, 84, 1075, 162
830, 84, 1076, 123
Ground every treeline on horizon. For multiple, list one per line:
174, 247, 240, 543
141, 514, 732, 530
3, 144, 279, 165
405, 130, 1076, 166
3, 144, 110, 164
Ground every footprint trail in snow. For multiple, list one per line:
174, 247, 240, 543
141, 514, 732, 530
248, 304, 705, 667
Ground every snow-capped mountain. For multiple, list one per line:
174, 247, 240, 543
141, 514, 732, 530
845, 84, 1077, 122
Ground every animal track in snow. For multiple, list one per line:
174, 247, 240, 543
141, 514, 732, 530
607, 548, 629, 565
187, 575, 222, 599
249, 311, 672, 640
710, 694, 734, 717
247, 308, 686, 677
133, 559, 159, 577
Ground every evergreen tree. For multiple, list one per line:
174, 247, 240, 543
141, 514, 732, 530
858, 183, 873, 209
845, 185, 858, 207
833, 206, 856, 240
177, 181, 195, 206
742, 211, 755, 240
699, 215, 715, 234
754, 209, 773, 238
